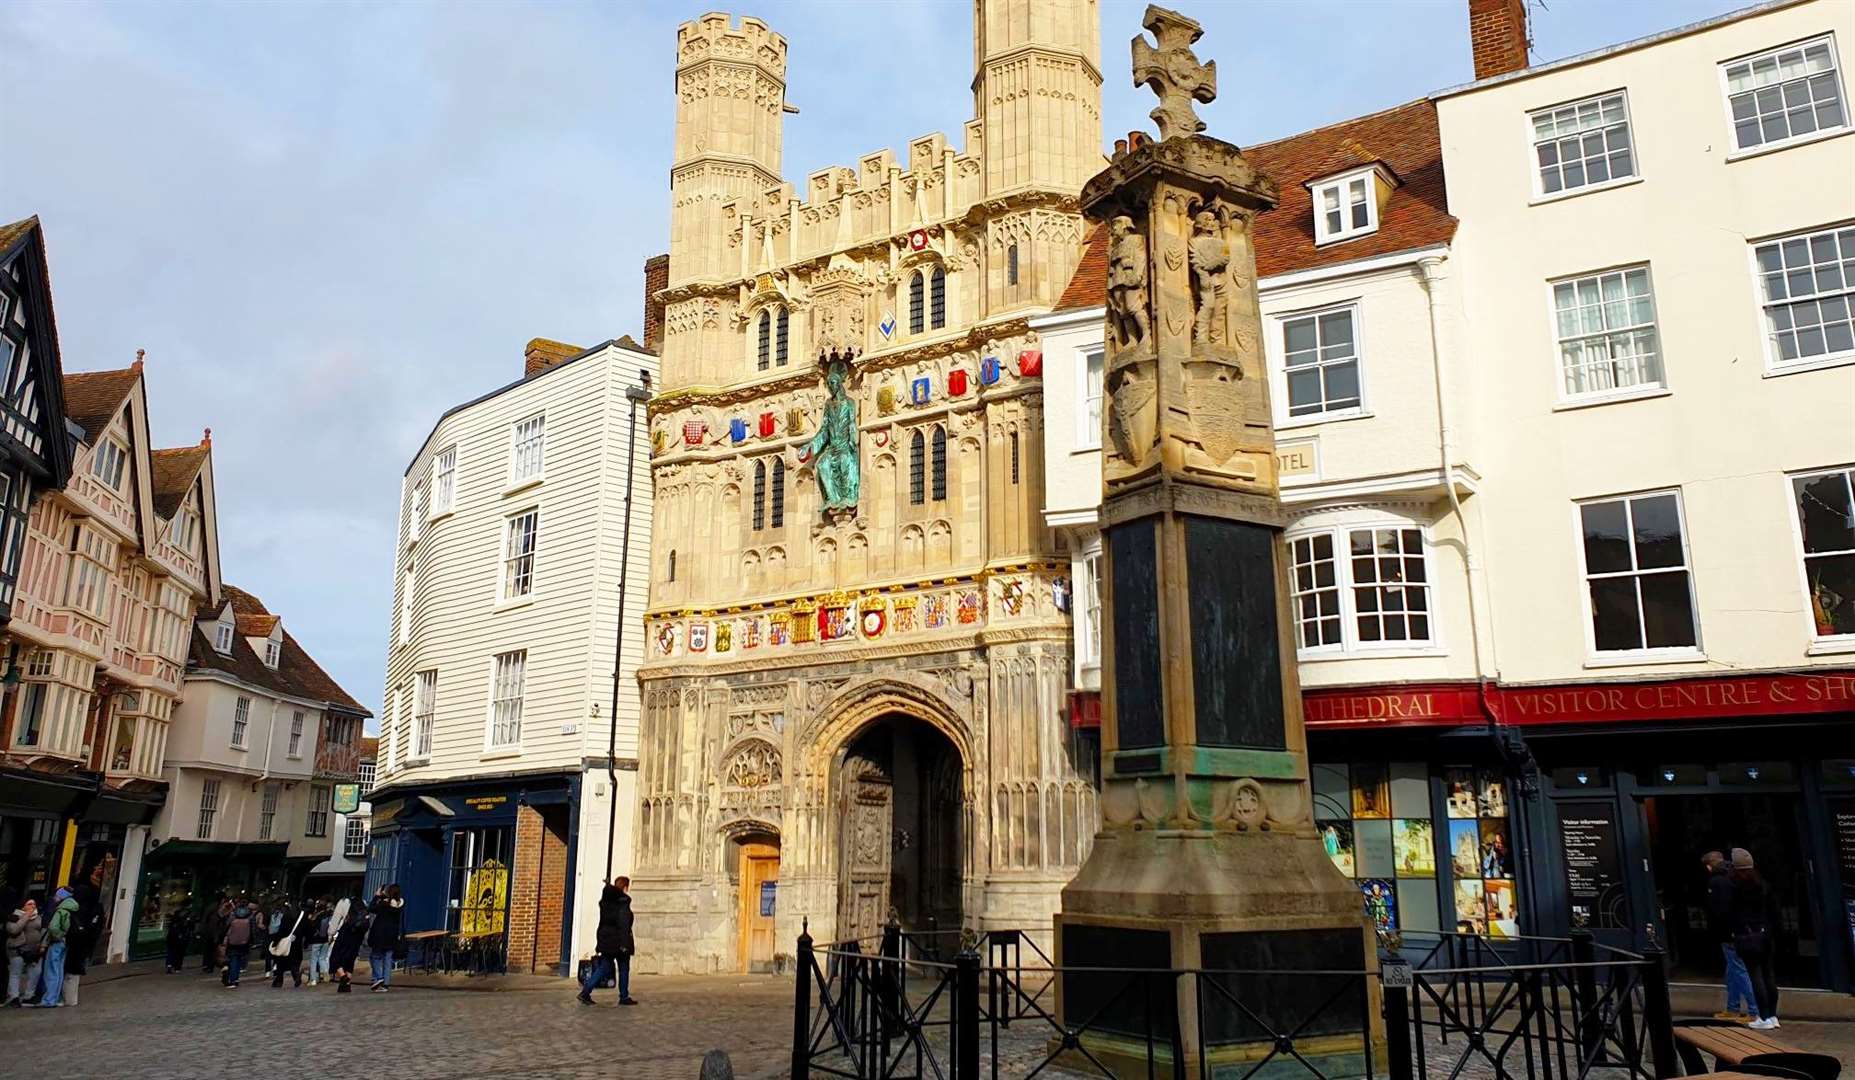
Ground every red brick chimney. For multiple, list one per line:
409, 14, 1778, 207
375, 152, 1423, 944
642, 253, 669, 355
1469, 0, 1530, 79
524, 338, 582, 378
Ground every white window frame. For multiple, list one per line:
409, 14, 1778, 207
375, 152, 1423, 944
502, 508, 538, 601
1310, 167, 1379, 245
1287, 519, 1444, 659
344, 817, 370, 858
231, 695, 251, 749
358, 760, 377, 792
196, 779, 220, 840
487, 650, 526, 751
213, 621, 234, 654
399, 564, 416, 645
508, 413, 546, 486
1077, 348, 1104, 451
408, 480, 427, 545
287, 710, 305, 758
306, 784, 331, 837
1271, 301, 1368, 428
90, 436, 128, 491
1077, 544, 1103, 673
1786, 465, 1855, 653
431, 445, 457, 517
1572, 489, 1705, 664
1527, 89, 1640, 202
1719, 34, 1849, 159
1749, 222, 1855, 376
414, 669, 436, 760
263, 638, 281, 668
258, 782, 279, 841
1547, 263, 1667, 403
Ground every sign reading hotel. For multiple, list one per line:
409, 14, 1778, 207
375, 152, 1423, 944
1275, 438, 1318, 481
1303, 671, 1855, 729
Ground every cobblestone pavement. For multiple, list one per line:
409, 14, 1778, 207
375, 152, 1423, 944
0, 968, 794, 1080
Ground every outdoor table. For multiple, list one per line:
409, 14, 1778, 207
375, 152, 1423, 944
403, 929, 447, 974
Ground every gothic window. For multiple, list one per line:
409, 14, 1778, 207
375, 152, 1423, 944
931, 425, 947, 502
771, 458, 786, 527
1007, 243, 1020, 286
909, 272, 926, 335
909, 430, 925, 505
752, 460, 766, 531
1010, 430, 1020, 484
757, 311, 771, 371
775, 306, 790, 366
930, 266, 946, 329
667, 549, 677, 582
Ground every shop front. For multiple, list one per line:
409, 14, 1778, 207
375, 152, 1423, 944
129, 839, 290, 960
364, 771, 579, 976
1304, 670, 1855, 994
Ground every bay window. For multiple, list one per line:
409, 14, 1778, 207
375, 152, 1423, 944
1290, 523, 1436, 654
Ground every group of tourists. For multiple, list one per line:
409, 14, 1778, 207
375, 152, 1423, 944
167, 883, 407, 994
1705, 847, 1782, 1030
4, 866, 109, 1009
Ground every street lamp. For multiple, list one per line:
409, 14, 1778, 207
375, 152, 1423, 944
606, 367, 651, 881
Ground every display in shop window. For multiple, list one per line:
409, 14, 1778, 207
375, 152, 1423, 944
1320, 820, 1355, 877
1392, 819, 1435, 878
1445, 768, 1477, 818
1351, 764, 1389, 818
1360, 878, 1397, 932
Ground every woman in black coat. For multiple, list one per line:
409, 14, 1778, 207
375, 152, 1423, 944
328, 902, 367, 994
1727, 849, 1781, 1029
365, 885, 404, 992
268, 902, 306, 988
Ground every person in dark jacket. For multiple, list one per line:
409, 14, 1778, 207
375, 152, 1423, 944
366, 884, 404, 992
1727, 849, 1781, 1029
164, 906, 194, 974
576, 876, 637, 1006
269, 901, 306, 988
1702, 850, 1756, 1020
328, 901, 368, 995
221, 897, 260, 988
199, 898, 229, 974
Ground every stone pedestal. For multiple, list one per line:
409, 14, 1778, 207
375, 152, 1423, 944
1053, 8, 1378, 1076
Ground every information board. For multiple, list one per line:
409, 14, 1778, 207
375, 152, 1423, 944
759, 881, 777, 918
1558, 801, 1626, 930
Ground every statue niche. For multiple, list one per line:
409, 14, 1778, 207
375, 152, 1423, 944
801, 351, 861, 516
1103, 214, 1158, 483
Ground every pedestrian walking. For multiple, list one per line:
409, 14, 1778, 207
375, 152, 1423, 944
304, 898, 333, 986
366, 884, 404, 992
328, 901, 367, 995
164, 906, 194, 974
26, 886, 78, 1007
1703, 850, 1756, 1021
1727, 849, 1782, 1029
62, 865, 106, 1007
269, 900, 306, 988
221, 896, 260, 989
199, 898, 229, 974
5, 896, 46, 1008
260, 900, 279, 976
576, 876, 637, 1007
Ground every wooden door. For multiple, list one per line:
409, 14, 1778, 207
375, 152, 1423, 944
738, 841, 779, 973
836, 752, 894, 944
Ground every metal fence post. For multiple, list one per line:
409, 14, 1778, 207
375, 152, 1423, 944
1570, 926, 1600, 1067
956, 947, 981, 1080
1383, 957, 1413, 1080
792, 924, 814, 1080
1639, 941, 1678, 1080
879, 921, 901, 1059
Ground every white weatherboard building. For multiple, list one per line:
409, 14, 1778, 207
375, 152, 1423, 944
1044, 0, 1855, 993
370, 336, 656, 976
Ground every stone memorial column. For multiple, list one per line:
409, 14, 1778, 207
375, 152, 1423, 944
1053, 6, 1380, 1076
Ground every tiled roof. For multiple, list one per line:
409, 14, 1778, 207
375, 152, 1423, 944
190, 584, 371, 717
358, 736, 379, 761
61, 366, 140, 443
1055, 100, 1454, 311
0, 217, 37, 257
149, 444, 209, 519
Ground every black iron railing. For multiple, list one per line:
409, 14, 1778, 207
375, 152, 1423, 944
790, 924, 1679, 1080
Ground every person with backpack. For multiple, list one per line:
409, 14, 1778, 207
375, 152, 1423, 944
1728, 849, 1782, 1030
221, 896, 259, 989
366, 884, 404, 992
304, 897, 333, 986
26, 887, 78, 1007
328, 899, 367, 995
5, 896, 46, 1008
268, 899, 306, 988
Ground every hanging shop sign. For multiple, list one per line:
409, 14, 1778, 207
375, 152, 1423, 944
333, 785, 361, 814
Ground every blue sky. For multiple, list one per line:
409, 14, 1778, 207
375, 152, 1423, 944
0, 0, 1751, 723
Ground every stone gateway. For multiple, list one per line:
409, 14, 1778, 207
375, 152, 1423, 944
634, 2, 1106, 973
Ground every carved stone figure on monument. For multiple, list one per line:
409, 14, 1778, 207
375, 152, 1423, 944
1130, 5, 1216, 142
1187, 210, 1229, 346
1106, 215, 1151, 351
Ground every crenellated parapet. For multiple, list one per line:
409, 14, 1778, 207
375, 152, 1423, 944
676, 11, 787, 75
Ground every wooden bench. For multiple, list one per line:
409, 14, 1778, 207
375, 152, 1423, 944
403, 929, 447, 973
1673, 1020, 1840, 1080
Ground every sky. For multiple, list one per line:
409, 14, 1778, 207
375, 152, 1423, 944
0, 0, 1754, 725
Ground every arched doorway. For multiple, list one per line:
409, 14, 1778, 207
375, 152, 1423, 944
729, 830, 780, 973
834, 713, 964, 944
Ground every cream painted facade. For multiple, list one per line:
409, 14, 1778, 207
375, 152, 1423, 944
1435, 0, 1855, 682
638, 2, 1103, 972
376, 338, 656, 969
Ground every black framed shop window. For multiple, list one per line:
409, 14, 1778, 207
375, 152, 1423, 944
1313, 761, 1440, 935
448, 827, 512, 937
1443, 767, 1520, 938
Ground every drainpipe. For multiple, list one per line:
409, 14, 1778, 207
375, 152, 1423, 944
605, 368, 652, 882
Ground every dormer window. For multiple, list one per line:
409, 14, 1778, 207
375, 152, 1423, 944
264, 637, 281, 668
1309, 166, 1386, 245
91, 437, 128, 491
213, 622, 233, 654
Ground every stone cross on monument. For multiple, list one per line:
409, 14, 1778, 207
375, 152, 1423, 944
1053, 6, 1380, 1076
